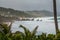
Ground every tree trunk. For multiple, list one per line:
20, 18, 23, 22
53, 0, 59, 34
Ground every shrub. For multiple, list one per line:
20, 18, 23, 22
0, 24, 60, 40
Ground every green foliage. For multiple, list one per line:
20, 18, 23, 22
47, 34, 55, 40
19, 25, 38, 40
0, 24, 60, 40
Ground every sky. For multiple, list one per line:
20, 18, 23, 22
0, 0, 60, 12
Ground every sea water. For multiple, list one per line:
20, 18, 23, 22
11, 17, 60, 34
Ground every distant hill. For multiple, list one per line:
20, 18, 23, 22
0, 7, 59, 17
25, 10, 53, 17
0, 7, 32, 17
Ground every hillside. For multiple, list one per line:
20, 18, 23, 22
0, 15, 20, 23
0, 7, 55, 17
0, 7, 32, 17
25, 10, 53, 17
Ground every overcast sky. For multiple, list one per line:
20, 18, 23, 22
0, 0, 60, 12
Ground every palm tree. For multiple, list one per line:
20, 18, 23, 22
0, 22, 12, 40
19, 25, 38, 40
53, 0, 59, 34
0, 22, 12, 34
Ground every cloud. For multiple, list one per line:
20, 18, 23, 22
0, 0, 60, 12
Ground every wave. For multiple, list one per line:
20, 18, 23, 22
35, 17, 60, 22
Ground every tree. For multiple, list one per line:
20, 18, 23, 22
53, 0, 59, 34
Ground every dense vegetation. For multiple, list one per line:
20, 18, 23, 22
0, 24, 60, 40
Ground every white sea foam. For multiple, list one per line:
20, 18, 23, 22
11, 17, 60, 34
34, 17, 60, 22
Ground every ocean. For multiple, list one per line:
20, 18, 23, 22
11, 17, 60, 34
